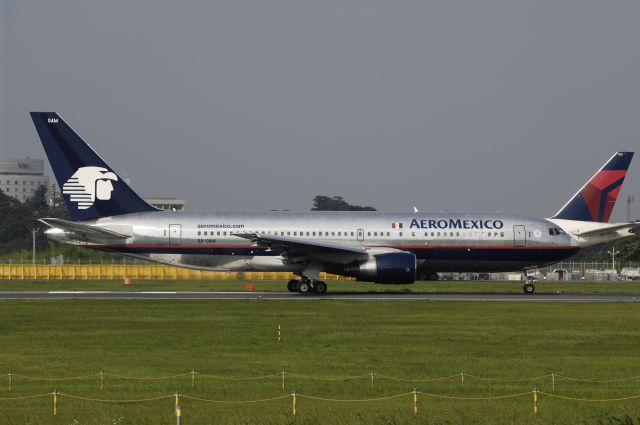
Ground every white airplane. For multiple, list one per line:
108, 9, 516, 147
31, 112, 638, 294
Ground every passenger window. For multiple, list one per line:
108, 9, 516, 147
198, 231, 201, 236
338, 232, 342, 236
456, 232, 459, 237
367, 232, 371, 236
399, 232, 403, 237
332, 232, 335, 236
500, 232, 504, 237
306, 232, 310, 236
312, 232, 316, 236
351, 232, 355, 236
223, 231, 227, 236
293, 232, 297, 236
387, 232, 390, 236
287, 232, 291, 236
411, 232, 415, 237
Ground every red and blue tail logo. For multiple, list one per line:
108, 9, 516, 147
553, 152, 634, 222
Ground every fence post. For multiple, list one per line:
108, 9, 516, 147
282, 370, 285, 390
53, 389, 58, 416
278, 324, 281, 342
460, 371, 464, 387
370, 371, 374, 388
533, 386, 539, 414
175, 390, 180, 409
100, 370, 104, 391
176, 404, 182, 425
551, 372, 555, 392
192, 370, 196, 388
413, 388, 418, 415
292, 390, 297, 416
8, 372, 12, 391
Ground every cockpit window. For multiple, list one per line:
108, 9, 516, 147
549, 227, 566, 236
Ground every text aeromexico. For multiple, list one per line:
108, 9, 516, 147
406, 218, 504, 230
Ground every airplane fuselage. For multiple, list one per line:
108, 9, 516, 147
48, 210, 579, 277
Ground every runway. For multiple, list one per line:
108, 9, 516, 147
0, 291, 638, 302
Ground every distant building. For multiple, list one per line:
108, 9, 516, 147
145, 197, 186, 211
0, 158, 50, 203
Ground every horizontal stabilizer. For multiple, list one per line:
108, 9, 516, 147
39, 218, 130, 244
572, 221, 640, 237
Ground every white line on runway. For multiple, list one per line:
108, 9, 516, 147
140, 291, 177, 294
48, 291, 113, 294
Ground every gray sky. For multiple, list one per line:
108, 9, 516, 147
2, 1, 639, 220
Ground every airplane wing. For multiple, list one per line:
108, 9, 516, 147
574, 221, 640, 237
236, 233, 371, 265
38, 218, 130, 244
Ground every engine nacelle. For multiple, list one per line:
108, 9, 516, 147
343, 252, 416, 284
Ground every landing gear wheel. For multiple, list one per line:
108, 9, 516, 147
314, 281, 327, 294
287, 279, 300, 292
428, 272, 439, 281
523, 283, 535, 294
297, 280, 311, 294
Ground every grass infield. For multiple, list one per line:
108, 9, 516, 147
0, 299, 639, 424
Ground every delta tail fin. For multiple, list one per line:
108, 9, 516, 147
552, 152, 634, 222
30, 112, 158, 221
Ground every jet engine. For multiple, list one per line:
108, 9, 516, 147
343, 252, 416, 284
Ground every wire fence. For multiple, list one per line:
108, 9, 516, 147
1, 388, 639, 421
4, 370, 640, 390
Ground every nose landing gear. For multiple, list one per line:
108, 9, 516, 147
522, 283, 535, 294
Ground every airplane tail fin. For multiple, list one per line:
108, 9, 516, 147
30, 112, 158, 221
552, 152, 634, 222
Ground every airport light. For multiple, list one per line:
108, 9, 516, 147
607, 246, 620, 272
32, 228, 37, 265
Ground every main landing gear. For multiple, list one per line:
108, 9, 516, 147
287, 278, 327, 294
522, 280, 536, 294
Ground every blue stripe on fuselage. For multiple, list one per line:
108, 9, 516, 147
103, 246, 579, 264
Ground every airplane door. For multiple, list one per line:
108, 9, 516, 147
357, 229, 364, 242
169, 224, 182, 245
513, 225, 526, 247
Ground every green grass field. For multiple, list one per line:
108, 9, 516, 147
0, 299, 639, 424
1, 279, 640, 293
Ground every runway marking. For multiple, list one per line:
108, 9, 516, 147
140, 291, 176, 294
2, 292, 638, 302
48, 291, 112, 294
